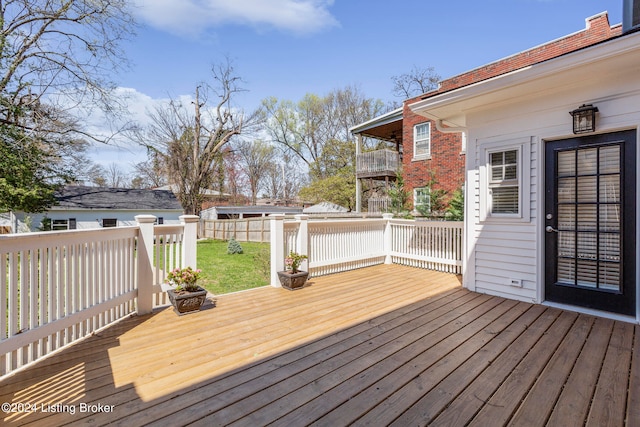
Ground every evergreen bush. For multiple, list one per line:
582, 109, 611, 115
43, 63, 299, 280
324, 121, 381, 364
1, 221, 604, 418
227, 237, 243, 254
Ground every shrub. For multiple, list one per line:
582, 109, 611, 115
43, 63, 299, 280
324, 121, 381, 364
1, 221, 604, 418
253, 247, 271, 280
227, 237, 243, 254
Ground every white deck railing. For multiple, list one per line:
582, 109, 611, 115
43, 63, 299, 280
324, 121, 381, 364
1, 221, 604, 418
270, 214, 463, 286
0, 215, 199, 378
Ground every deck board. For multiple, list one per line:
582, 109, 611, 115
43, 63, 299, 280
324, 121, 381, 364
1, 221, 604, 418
0, 264, 638, 426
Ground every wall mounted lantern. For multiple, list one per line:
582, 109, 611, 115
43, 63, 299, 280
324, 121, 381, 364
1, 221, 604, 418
570, 104, 598, 134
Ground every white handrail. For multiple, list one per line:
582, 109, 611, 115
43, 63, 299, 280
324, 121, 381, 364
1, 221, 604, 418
270, 215, 463, 285
0, 215, 198, 378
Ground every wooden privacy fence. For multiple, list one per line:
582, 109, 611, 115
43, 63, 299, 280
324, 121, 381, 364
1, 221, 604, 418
0, 215, 199, 378
201, 217, 271, 242
270, 214, 463, 287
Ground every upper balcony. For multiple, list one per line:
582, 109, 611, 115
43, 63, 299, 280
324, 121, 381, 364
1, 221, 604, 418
356, 148, 400, 180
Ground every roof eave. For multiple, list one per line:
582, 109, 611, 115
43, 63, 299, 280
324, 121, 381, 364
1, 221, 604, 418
410, 31, 640, 124
349, 107, 403, 135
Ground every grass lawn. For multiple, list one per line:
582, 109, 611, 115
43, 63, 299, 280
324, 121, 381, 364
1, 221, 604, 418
196, 239, 270, 295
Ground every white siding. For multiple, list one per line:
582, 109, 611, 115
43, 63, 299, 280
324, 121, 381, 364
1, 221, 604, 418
11, 210, 183, 232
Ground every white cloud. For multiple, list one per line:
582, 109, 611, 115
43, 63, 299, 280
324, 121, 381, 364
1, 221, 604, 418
132, 0, 338, 36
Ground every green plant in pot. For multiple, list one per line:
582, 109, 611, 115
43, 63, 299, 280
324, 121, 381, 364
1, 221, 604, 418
165, 266, 208, 314
278, 251, 309, 290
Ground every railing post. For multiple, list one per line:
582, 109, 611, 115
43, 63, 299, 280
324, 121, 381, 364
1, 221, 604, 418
135, 215, 156, 315
295, 214, 309, 272
180, 215, 199, 269
270, 214, 285, 287
356, 134, 362, 213
383, 213, 393, 264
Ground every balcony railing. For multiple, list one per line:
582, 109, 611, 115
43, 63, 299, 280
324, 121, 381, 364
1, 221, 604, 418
356, 149, 400, 179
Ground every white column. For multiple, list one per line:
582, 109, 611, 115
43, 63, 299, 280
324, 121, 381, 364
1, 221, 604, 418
356, 134, 362, 213
382, 213, 393, 264
180, 215, 199, 269
135, 215, 156, 315
294, 214, 309, 272
270, 214, 285, 287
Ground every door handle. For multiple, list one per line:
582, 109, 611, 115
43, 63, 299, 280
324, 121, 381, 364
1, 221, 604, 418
546, 226, 559, 233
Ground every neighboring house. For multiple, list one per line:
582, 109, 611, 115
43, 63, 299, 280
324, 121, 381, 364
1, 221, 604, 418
351, 98, 465, 215
303, 202, 349, 214
200, 205, 303, 220
410, 8, 640, 320
6, 186, 184, 233
154, 184, 240, 210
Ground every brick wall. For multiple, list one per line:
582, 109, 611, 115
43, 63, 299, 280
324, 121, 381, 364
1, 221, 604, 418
437, 13, 620, 94
402, 100, 465, 210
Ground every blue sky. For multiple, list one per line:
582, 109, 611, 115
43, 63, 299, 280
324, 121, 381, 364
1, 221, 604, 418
97, 0, 624, 172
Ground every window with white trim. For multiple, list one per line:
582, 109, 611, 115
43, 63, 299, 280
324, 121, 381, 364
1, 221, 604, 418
480, 137, 531, 222
413, 186, 431, 214
413, 122, 431, 159
489, 149, 519, 214
52, 219, 69, 231
102, 218, 117, 228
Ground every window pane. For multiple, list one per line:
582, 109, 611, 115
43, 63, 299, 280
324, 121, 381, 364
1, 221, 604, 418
577, 148, 597, 175
490, 152, 503, 165
558, 231, 575, 257
414, 187, 430, 211
415, 123, 430, 139
491, 186, 518, 213
576, 260, 597, 288
600, 233, 620, 262
558, 205, 575, 230
600, 145, 620, 174
504, 165, 517, 180
599, 262, 620, 291
414, 123, 430, 157
600, 205, 620, 231
415, 139, 429, 156
558, 151, 575, 176
557, 177, 575, 202
557, 258, 575, 284
103, 218, 117, 228
577, 205, 597, 231
577, 232, 597, 260
577, 176, 597, 202
491, 166, 503, 181
52, 219, 68, 231
600, 175, 620, 203
504, 150, 517, 164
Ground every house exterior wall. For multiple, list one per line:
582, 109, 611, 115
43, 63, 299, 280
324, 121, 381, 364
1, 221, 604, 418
463, 66, 640, 314
12, 210, 183, 232
402, 98, 465, 211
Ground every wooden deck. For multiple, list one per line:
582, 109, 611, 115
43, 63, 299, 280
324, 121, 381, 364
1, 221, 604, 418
1, 264, 638, 426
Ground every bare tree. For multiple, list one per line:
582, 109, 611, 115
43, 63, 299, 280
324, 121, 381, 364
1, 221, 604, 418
0, 0, 136, 134
105, 163, 128, 188
132, 152, 168, 189
0, 0, 136, 212
235, 139, 275, 205
223, 150, 249, 205
391, 65, 440, 99
133, 61, 251, 215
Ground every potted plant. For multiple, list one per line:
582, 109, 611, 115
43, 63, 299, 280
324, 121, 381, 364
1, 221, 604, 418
165, 266, 208, 314
277, 251, 309, 290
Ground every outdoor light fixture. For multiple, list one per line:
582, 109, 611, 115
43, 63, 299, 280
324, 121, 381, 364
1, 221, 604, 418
570, 104, 598, 134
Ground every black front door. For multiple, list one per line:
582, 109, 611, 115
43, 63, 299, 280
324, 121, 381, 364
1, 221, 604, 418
545, 130, 636, 316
